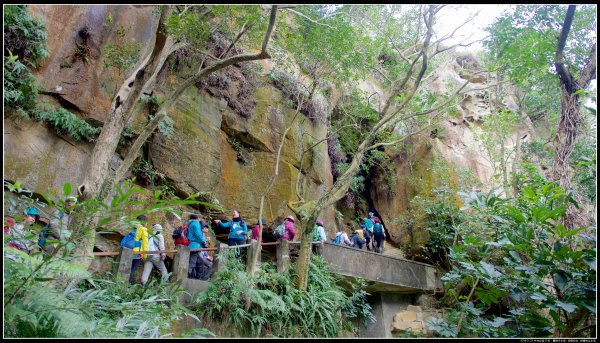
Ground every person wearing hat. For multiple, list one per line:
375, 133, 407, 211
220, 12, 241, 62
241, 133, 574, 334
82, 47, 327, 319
187, 214, 207, 278
6, 207, 40, 253
251, 218, 267, 242
281, 215, 296, 241
140, 223, 169, 287
311, 219, 327, 254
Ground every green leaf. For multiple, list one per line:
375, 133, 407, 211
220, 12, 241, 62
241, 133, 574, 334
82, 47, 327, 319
583, 257, 596, 271
63, 182, 72, 196
555, 223, 567, 238
553, 271, 568, 292
488, 316, 509, 328
34, 277, 55, 282
555, 300, 577, 313
98, 217, 112, 227
531, 293, 547, 301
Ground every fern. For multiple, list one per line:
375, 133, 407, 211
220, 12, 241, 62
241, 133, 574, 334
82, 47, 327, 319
4, 5, 49, 115
31, 104, 101, 142
193, 253, 374, 337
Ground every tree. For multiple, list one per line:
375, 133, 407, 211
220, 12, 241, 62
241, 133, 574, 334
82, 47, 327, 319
280, 5, 481, 290
70, 5, 279, 265
552, 5, 596, 230
485, 5, 597, 230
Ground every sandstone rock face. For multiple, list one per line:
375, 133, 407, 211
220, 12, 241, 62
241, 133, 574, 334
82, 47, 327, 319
369, 57, 536, 252
5, 6, 528, 259
5, 6, 335, 255
29, 5, 158, 124
3, 115, 95, 192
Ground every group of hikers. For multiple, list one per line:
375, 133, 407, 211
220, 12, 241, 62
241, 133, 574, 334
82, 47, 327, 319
5, 197, 388, 287
4, 196, 78, 256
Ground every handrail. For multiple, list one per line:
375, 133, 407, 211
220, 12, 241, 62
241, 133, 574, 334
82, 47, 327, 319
93, 240, 326, 256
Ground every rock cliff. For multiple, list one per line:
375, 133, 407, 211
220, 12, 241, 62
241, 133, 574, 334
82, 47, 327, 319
3, 5, 534, 262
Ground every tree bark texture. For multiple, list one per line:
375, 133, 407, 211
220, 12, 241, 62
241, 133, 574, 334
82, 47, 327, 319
552, 5, 597, 230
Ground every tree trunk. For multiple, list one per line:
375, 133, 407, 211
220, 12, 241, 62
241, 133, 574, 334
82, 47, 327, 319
291, 5, 441, 291
552, 5, 596, 230
71, 6, 279, 267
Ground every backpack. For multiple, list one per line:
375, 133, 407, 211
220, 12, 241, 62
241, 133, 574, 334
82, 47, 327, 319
356, 229, 365, 241
173, 224, 190, 246
273, 224, 286, 239
364, 218, 374, 232
312, 225, 320, 241
120, 228, 142, 249
332, 234, 342, 245
373, 223, 383, 235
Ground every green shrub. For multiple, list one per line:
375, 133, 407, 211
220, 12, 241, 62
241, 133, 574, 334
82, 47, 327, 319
3, 180, 216, 338
193, 252, 374, 337
428, 166, 597, 338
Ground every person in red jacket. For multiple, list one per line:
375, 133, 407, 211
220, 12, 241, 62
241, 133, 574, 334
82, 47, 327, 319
281, 215, 296, 241
251, 218, 267, 242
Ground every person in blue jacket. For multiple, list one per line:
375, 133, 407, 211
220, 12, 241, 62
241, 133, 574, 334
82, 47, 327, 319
186, 214, 205, 279
214, 209, 247, 258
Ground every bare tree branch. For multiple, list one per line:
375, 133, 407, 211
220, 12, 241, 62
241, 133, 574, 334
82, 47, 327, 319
284, 8, 335, 29
113, 6, 278, 184
221, 20, 255, 59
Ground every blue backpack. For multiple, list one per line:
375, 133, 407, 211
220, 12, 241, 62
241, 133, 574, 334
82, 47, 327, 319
120, 228, 141, 249
332, 234, 342, 245
374, 223, 383, 235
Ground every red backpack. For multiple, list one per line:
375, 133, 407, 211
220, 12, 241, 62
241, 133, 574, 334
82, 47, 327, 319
172, 223, 190, 246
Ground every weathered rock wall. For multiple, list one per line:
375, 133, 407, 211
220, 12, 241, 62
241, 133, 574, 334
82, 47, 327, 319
368, 55, 536, 252
3, 5, 335, 256
4, 6, 533, 259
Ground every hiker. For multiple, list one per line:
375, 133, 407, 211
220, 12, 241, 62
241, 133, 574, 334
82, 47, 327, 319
350, 224, 366, 250
187, 214, 206, 279
47, 196, 77, 254
332, 228, 353, 247
214, 210, 248, 258
251, 218, 267, 242
141, 223, 169, 287
364, 214, 375, 250
372, 217, 386, 254
129, 215, 149, 284
5, 208, 39, 254
312, 219, 327, 254
197, 224, 213, 280
281, 215, 296, 241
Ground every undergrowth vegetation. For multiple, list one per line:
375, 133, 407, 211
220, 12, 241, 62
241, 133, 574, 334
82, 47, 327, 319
3, 180, 215, 338
424, 164, 596, 338
192, 251, 375, 338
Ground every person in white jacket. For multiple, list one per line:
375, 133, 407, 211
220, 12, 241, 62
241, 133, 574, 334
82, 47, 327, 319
141, 223, 169, 287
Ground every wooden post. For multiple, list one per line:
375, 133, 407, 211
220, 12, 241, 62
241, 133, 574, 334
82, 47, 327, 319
317, 241, 324, 255
115, 247, 133, 281
212, 243, 228, 274
246, 239, 259, 273
276, 239, 289, 273
172, 245, 190, 283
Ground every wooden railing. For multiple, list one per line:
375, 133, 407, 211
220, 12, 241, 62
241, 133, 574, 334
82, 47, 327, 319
105, 240, 324, 283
